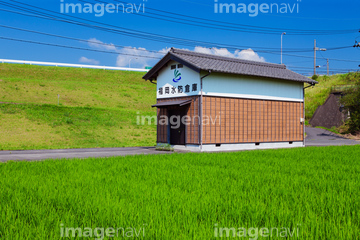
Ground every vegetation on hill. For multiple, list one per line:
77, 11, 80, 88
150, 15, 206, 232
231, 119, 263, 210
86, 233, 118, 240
0, 63, 155, 110
340, 75, 360, 134
304, 72, 359, 120
0, 63, 157, 150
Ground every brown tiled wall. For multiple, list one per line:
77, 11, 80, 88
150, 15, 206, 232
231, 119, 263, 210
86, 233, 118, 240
156, 96, 304, 144
202, 96, 304, 144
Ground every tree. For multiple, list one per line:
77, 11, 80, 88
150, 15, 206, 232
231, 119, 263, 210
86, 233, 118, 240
341, 75, 360, 134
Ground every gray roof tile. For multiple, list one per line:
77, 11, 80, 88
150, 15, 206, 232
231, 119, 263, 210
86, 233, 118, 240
143, 48, 317, 85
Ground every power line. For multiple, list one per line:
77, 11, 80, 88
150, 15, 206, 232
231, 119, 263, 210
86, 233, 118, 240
283, 52, 360, 62
1, 35, 356, 75
0, 1, 355, 52
0, 2, 228, 48
0, 36, 161, 59
0, 1, 358, 64
84, 0, 358, 35
0, 5, 284, 50
0, 24, 353, 56
0, 24, 164, 55
289, 66, 359, 71
0, 22, 357, 64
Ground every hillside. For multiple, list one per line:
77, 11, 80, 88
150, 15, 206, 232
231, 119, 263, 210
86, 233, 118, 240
304, 73, 359, 120
0, 63, 157, 150
0, 63, 358, 150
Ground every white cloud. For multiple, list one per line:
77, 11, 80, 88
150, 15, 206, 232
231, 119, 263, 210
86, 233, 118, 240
115, 47, 166, 68
86, 38, 167, 68
159, 47, 171, 54
234, 48, 266, 62
79, 57, 100, 65
115, 46, 265, 69
85, 37, 266, 68
194, 46, 234, 58
194, 46, 265, 62
87, 38, 116, 51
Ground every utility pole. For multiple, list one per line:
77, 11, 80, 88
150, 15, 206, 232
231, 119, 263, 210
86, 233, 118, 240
314, 39, 327, 75
281, 32, 286, 64
314, 40, 316, 75
327, 59, 329, 76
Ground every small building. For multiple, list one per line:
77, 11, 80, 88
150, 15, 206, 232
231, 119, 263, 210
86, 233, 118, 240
143, 48, 317, 151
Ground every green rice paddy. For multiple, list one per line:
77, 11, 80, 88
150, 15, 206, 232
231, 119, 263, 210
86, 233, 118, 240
1, 145, 359, 239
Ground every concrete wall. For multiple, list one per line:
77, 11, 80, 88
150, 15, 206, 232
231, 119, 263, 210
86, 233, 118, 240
309, 93, 348, 128
165, 142, 304, 152
156, 60, 200, 99
156, 61, 304, 102
202, 72, 304, 102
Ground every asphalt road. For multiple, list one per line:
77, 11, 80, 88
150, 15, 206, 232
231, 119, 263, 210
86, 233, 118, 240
1, 127, 358, 162
0, 147, 170, 162
305, 126, 360, 146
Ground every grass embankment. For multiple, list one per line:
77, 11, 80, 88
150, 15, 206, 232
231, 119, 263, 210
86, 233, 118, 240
304, 73, 359, 120
1, 146, 360, 239
1, 64, 358, 149
0, 63, 157, 150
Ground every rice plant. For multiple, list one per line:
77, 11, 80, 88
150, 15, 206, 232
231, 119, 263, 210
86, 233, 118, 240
0, 146, 359, 239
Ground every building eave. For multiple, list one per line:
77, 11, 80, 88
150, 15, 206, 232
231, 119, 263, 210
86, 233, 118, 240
142, 51, 200, 81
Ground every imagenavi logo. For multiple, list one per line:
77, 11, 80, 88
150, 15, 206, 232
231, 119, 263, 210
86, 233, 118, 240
60, 0, 147, 17
214, 0, 301, 17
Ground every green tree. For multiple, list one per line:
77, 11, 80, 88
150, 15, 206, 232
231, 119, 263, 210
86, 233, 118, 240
341, 77, 360, 133
311, 74, 319, 81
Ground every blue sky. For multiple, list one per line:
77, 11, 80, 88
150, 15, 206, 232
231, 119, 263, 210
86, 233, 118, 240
0, 0, 359, 76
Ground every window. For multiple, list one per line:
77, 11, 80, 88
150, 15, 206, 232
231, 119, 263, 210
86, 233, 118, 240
171, 65, 176, 70
177, 64, 183, 68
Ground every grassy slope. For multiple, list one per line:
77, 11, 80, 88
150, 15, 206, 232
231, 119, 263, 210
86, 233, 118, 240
1, 146, 359, 239
0, 63, 157, 150
304, 73, 358, 120
0, 63, 357, 149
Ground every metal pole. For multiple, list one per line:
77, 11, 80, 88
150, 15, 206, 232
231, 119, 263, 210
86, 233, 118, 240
200, 78, 203, 151
281, 32, 286, 64
303, 88, 305, 147
314, 39, 316, 76
200, 71, 211, 151
129, 58, 137, 68
327, 59, 329, 76
281, 34, 283, 64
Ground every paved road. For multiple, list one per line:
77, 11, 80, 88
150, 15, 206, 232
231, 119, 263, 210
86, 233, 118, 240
305, 127, 360, 146
1, 128, 358, 162
0, 147, 170, 162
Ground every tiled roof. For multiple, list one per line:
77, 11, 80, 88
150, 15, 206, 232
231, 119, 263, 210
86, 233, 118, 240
143, 48, 317, 84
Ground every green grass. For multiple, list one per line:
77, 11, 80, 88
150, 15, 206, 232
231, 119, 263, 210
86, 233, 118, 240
0, 104, 155, 150
0, 63, 157, 150
0, 63, 155, 110
305, 73, 359, 119
1, 63, 358, 149
1, 146, 360, 239
314, 126, 341, 135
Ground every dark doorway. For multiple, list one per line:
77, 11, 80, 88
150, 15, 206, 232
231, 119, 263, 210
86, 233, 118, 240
168, 107, 187, 145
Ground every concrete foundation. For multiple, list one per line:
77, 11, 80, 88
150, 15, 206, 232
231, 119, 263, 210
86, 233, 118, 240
162, 141, 305, 152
